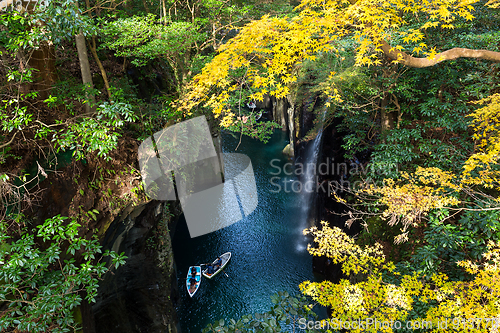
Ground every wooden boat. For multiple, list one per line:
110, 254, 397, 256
186, 266, 201, 297
202, 252, 231, 279
255, 110, 263, 121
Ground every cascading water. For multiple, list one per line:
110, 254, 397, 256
172, 129, 327, 332
295, 106, 328, 251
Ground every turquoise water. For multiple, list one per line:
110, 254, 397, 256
172, 130, 321, 332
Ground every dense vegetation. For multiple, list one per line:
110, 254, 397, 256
0, 0, 290, 331
188, 0, 500, 332
1, 0, 500, 332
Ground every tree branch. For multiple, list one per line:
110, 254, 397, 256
0, 131, 18, 149
380, 40, 500, 68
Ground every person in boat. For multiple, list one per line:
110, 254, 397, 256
214, 257, 222, 270
189, 277, 197, 293
206, 264, 215, 275
189, 277, 197, 290
191, 267, 197, 276
255, 110, 263, 121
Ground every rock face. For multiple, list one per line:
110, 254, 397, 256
282, 143, 294, 157
274, 98, 289, 131
255, 95, 290, 131
92, 201, 179, 333
255, 94, 298, 155
286, 96, 296, 157
255, 94, 274, 111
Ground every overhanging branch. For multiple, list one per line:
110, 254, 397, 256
380, 40, 500, 68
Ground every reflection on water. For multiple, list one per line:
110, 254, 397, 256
172, 130, 323, 332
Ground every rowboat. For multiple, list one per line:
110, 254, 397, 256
186, 266, 201, 297
202, 252, 231, 279
255, 110, 263, 121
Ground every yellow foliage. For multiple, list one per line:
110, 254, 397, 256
351, 92, 500, 243
303, 221, 387, 276
361, 167, 461, 241
177, 0, 483, 126
486, 0, 500, 8
462, 94, 500, 189
300, 223, 500, 332
220, 113, 235, 127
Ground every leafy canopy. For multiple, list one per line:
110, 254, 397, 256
0, 215, 126, 333
300, 222, 500, 333
178, 0, 499, 130
102, 14, 203, 68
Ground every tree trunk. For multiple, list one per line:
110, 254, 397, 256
0, 48, 9, 81
162, 0, 167, 24
75, 31, 95, 112
380, 93, 395, 139
89, 36, 112, 101
142, 0, 150, 13
29, 41, 57, 100
85, 0, 111, 101
0, 2, 58, 99
379, 63, 397, 140
380, 40, 500, 68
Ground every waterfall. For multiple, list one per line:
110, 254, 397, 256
296, 105, 327, 251
301, 113, 326, 215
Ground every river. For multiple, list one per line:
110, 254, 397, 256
172, 129, 324, 332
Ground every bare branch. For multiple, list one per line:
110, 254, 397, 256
0, 131, 18, 149
380, 40, 500, 68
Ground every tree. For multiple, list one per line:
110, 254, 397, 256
101, 1, 291, 96
178, 0, 500, 237
299, 221, 500, 333
75, 30, 95, 112
101, 14, 205, 95
338, 89, 500, 245
0, 215, 126, 332
178, 2, 500, 330
178, 0, 500, 133
0, 0, 140, 167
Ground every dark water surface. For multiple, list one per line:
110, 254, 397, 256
172, 130, 321, 332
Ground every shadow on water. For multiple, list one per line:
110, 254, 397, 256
172, 130, 326, 332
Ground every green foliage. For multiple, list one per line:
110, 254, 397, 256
203, 291, 318, 333
363, 57, 489, 181
102, 15, 203, 67
295, 45, 380, 145
411, 209, 500, 279
101, 14, 204, 94
48, 100, 138, 161
224, 116, 281, 143
0, 0, 95, 54
1, 92, 36, 133
0, 215, 126, 332
0, 77, 137, 162
1, 78, 139, 165
135, 96, 184, 140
